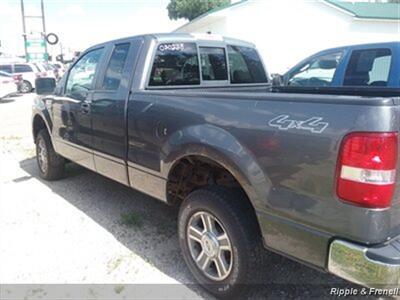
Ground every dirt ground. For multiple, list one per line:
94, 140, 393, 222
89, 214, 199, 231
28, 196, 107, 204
0, 93, 363, 299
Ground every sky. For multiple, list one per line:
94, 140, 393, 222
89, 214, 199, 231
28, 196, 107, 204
0, 0, 186, 56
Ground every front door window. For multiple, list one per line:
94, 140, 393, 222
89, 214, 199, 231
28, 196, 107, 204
287, 52, 343, 87
66, 48, 104, 100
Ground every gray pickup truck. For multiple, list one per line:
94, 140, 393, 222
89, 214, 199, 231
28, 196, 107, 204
32, 33, 400, 297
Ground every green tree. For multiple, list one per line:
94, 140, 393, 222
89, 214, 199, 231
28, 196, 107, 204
167, 0, 231, 21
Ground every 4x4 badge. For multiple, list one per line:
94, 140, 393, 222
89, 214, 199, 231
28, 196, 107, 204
269, 115, 328, 134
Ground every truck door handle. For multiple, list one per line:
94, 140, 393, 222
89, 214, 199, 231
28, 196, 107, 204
81, 102, 91, 114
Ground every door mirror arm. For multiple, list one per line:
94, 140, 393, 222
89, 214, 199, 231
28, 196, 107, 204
271, 74, 284, 86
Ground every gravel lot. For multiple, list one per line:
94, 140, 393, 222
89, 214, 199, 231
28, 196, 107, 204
0, 93, 363, 299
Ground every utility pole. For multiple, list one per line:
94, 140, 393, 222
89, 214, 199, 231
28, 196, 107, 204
20, 0, 28, 61
40, 0, 48, 57
20, 0, 48, 62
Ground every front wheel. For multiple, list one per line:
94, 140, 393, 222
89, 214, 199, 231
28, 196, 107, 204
36, 129, 65, 180
20, 80, 32, 93
178, 187, 262, 298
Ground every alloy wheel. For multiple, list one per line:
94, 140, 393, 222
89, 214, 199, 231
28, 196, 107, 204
186, 211, 233, 281
37, 138, 48, 173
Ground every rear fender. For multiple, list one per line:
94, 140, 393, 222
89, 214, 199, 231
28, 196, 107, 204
161, 124, 271, 210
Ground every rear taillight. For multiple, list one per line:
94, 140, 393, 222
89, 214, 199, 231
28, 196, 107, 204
336, 132, 398, 208
13, 75, 22, 82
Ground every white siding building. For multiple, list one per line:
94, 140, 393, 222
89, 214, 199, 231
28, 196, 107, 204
175, 0, 400, 74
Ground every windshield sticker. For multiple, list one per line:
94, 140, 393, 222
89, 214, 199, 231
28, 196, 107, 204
159, 43, 185, 52
269, 115, 328, 134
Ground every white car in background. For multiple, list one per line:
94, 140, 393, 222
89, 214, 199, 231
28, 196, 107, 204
0, 71, 18, 99
51, 62, 66, 80
0, 62, 52, 93
34, 63, 57, 79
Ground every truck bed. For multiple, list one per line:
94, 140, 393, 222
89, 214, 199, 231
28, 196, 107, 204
128, 88, 400, 269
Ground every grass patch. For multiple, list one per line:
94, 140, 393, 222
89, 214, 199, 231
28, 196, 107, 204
114, 285, 125, 294
0, 135, 22, 141
24, 147, 36, 157
120, 211, 142, 228
107, 256, 123, 273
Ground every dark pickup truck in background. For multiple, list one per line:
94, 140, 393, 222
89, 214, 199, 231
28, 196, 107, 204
32, 34, 400, 297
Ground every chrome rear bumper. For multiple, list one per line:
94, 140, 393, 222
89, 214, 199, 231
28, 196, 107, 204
328, 239, 400, 287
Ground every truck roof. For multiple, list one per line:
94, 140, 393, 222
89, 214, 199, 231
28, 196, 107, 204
86, 33, 256, 52
312, 41, 399, 57
150, 33, 256, 48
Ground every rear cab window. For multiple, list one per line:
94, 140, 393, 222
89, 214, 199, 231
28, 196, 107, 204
343, 48, 392, 87
227, 45, 268, 84
200, 47, 228, 82
147, 39, 268, 88
149, 43, 200, 86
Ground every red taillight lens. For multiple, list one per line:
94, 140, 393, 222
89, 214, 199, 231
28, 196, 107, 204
336, 132, 398, 208
12, 75, 22, 82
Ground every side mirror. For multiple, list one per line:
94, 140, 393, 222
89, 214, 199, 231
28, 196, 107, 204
35, 78, 56, 95
271, 74, 283, 86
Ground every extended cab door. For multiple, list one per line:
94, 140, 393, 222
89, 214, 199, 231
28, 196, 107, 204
52, 47, 105, 170
90, 38, 143, 185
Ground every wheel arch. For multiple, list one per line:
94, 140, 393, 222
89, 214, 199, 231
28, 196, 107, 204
32, 113, 51, 143
161, 124, 272, 211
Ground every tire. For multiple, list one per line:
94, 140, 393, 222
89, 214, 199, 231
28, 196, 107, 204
35, 129, 65, 180
178, 187, 263, 298
20, 80, 32, 93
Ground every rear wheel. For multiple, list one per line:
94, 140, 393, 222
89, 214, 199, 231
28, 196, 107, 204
20, 80, 32, 93
186, 210, 234, 282
178, 187, 262, 298
36, 129, 65, 180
